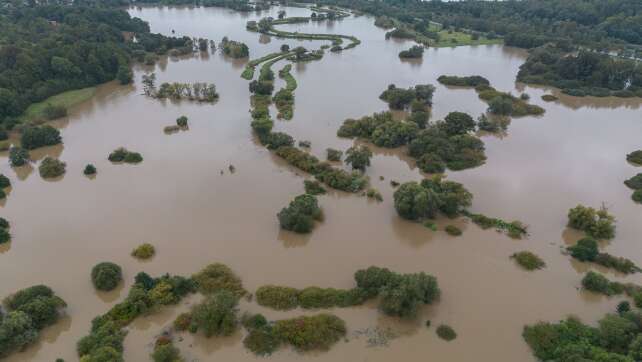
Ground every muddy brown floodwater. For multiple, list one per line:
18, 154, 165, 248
1, 5, 642, 362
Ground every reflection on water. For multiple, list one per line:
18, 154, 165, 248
1, 4, 642, 362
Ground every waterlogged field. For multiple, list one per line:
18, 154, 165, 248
1, 5, 642, 362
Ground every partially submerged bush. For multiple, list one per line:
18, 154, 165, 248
633, 190, 642, 203
345, 145, 372, 171
511, 251, 546, 270
304, 180, 326, 195
326, 148, 342, 161
465, 211, 528, 239
8, 147, 29, 167
436, 325, 457, 341
191, 263, 245, 296
567, 237, 599, 261
190, 290, 239, 337
0, 218, 10, 244
567, 204, 616, 239
91, 262, 123, 291
581, 271, 624, 296
256, 285, 300, 310
379, 84, 435, 110
625, 173, 642, 190
83, 164, 96, 176
131, 243, 155, 259
627, 150, 642, 165
399, 45, 424, 59
393, 176, 472, 220
541, 94, 558, 102
366, 188, 383, 201
437, 75, 489, 87
444, 225, 462, 236
20, 125, 61, 150
38, 157, 66, 178
108, 147, 143, 164
151, 342, 182, 362
176, 116, 188, 128
273, 314, 346, 351
0, 174, 10, 189
277, 194, 322, 233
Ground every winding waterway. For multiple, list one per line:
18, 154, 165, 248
1, 5, 642, 362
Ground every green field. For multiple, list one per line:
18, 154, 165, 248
20, 87, 97, 122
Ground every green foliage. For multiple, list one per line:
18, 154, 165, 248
273, 314, 346, 351
511, 251, 546, 270
241, 313, 268, 330
633, 190, 642, 203
594, 253, 641, 274
38, 157, 66, 178
190, 290, 239, 337
108, 148, 143, 164
84, 164, 97, 175
568, 237, 599, 261
21, 125, 62, 150
399, 45, 424, 58
0, 218, 9, 244
477, 114, 508, 133
393, 176, 472, 220
437, 75, 490, 87
408, 124, 486, 171
338, 111, 419, 148
0, 285, 66, 358
151, 342, 182, 362
567, 204, 616, 239
131, 243, 155, 259
0, 174, 10, 189
366, 188, 383, 202
173, 313, 192, 331
625, 174, 642, 190
91, 262, 122, 291
436, 325, 457, 341
627, 150, 642, 165
444, 225, 462, 236
465, 211, 528, 238
220, 38, 249, 58
256, 286, 300, 310
345, 145, 372, 171
176, 116, 188, 128
440, 112, 476, 135
417, 153, 445, 173
379, 84, 435, 109
277, 194, 322, 233
8, 147, 29, 167
326, 148, 342, 161
581, 271, 624, 296
191, 263, 245, 296
304, 180, 326, 195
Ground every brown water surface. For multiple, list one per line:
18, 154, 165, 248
2, 5, 642, 362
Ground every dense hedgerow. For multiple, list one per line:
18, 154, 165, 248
511, 251, 546, 270
20, 125, 61, 150
91, 262, 122, 291
304, 180, 326, 195
277, 194, 322, 233
0, 285, 66, 358
567, 204, 616, 240
399, 45, 424, 59
437, 75, 490, 87
581, 271, 625, 296
255, 285, 368, 311
190, 290, 239, 337
39, 157, 66, 178
393, 176, 472, 221
465, 211, 528, 239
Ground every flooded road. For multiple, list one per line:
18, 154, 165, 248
1, 5, 642, 362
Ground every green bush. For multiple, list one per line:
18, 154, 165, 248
366, 188, 383, 201
191, 263, 245, 296
123, 152, 142, 163
345, 145, 372, 170
273, 314, 346, 351
417, 153, 445, 173
568, 237, 599, 261
625, 173, 642, 189
0, 174, 10, 188
437, 75, 489, 87
445, 225, 462, 236
131, 243, 155, 259
436, 324, 457, 341
176, 116, 188, 128
256, 285, 300, 310
581, 271, 623, 296
173, 312, 191, 331
440, 112, 476, 136
151, 343, 182, 362
108, 147, 142, 164
190, 290, 239, 337
567, 204, 616, 240
326, 148, 342, 161
243, 325, 281, 356
277, 194, 322, 233
0, 311, 39, 358
594, 253, 640, 274
8, 147, 29, 167
304, 180, 326, 195
627, 150, 642, 165
633, 190, 642, 203
399, 45, 424, 58
511, 251, 546, 270
83, 164, 97, 175
20, 125, 61, 150
91, 262, 123, 291
541, 94, 558, 102
38, 157, 66, 178
394, 176, 472, 220
241, 313, 267, 330
379, 273, 440, 318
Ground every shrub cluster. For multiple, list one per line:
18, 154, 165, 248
355, 266, 440, 318
476, 114, 509, 133
445, 225, 462, 236
255, 285, 369, 311
627, 150, 642, 165
77, 272, 195, 361
91, 262, 123, 291
304, 180, 326, 195
38, 157, 66, 179
338, 111, 419, 148
465, 211, 528, 239
436, 324, 457, 341
568, 237, 640, 274
277, 194, 322, 233
108, 147, 143, 164
393, 176, 472, 221
476, 84, 545, 117
581, 271, 626, 296
0, 174, 9, 200
220, 37, 249, 58
0, 217, 10, 244
189, 290, 239, 337
83, 164, 96, 176
131, 243, 155, 259
326, 148, 342, 161
20, 125, 62, 150
243, 313, 347, 355
9, 147, 29, 167
379, 84, 435, 110
511, 251, 546, 270
625, 173, 642, 204
191, 263, 245, 296
0, 285, 66, 358
567, 204, 616, 240
366, 188, 383, 201
399, 45, 424, 59
524, 312, 642, 362
345, 145, 372, 171
151, 338, 182, 362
